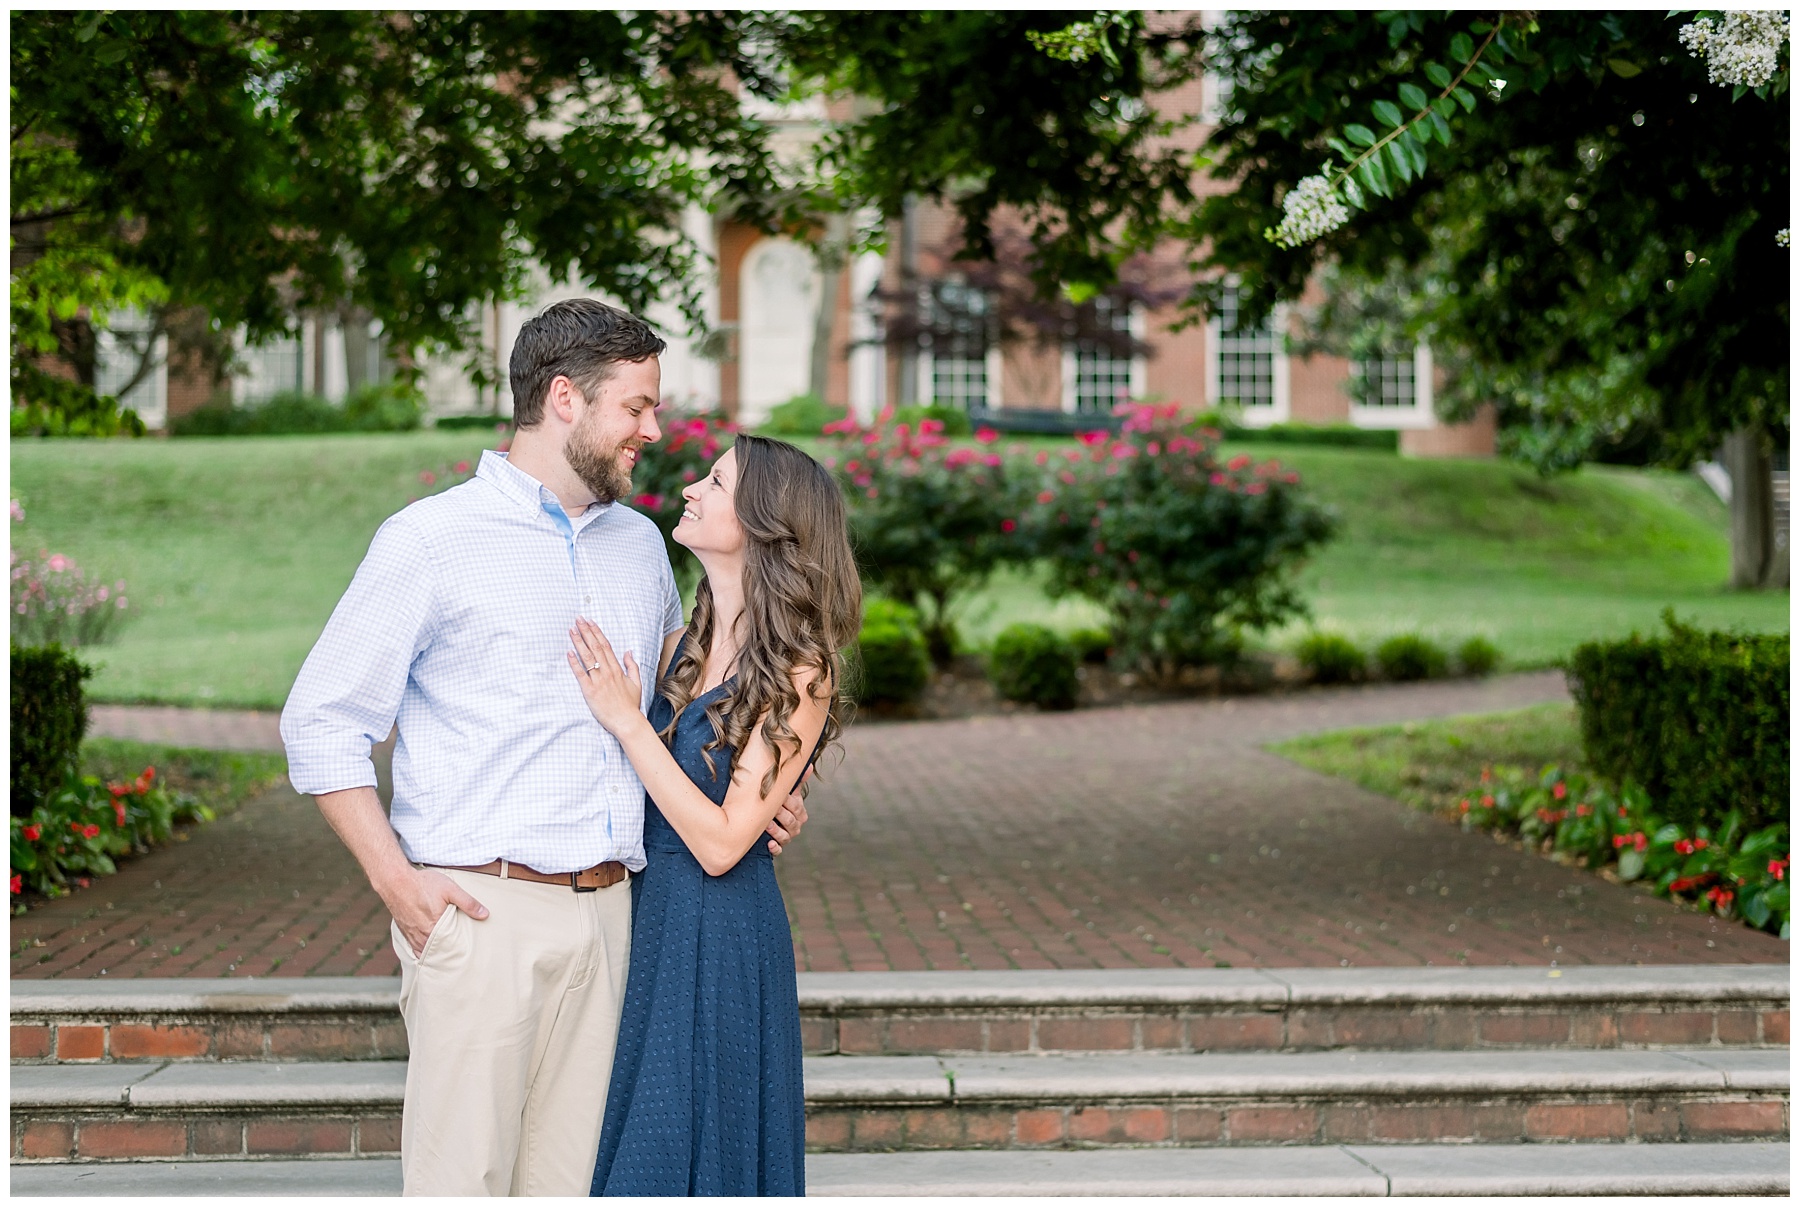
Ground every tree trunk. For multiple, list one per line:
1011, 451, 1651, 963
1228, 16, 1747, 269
808, 214, 850, 402
1722, 424, 1779, 589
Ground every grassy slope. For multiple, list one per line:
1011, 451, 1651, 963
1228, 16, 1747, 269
956, 444, 1786, 664
12, 432, 1786, 708
12, 431, 498, 708
1268, 702, 1585, 814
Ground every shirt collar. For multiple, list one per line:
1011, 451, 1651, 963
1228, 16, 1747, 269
476, 450, 612, 531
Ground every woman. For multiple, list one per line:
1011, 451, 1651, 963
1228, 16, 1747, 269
566, 433, 861, 1197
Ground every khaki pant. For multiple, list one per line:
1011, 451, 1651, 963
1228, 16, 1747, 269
393, 868, 632, 1196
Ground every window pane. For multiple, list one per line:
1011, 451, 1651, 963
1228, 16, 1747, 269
238, 336, 305, 404
1074, 297, 1134, 413
924, 280, 991, 408
1350, 352, 1416, 407
1217, 285, 1275, 408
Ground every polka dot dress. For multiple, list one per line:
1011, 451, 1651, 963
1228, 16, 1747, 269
590, 665, 806, 1196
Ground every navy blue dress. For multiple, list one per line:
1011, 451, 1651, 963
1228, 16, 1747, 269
590, 669, 807, 1197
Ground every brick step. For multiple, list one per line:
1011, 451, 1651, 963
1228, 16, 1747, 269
12, 966, 1789, 1064
802, 1048, 1788, 1151
13, 1048, 1786, 1162
10, 1143, 1792, 1197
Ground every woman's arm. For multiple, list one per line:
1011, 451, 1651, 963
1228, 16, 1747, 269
568, 618, 827, 877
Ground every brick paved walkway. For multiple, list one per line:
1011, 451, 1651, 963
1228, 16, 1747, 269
14, 674, 1785, 979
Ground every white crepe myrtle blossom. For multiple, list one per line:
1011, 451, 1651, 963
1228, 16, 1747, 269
1679, 11, 1790, 89
1269, 173, 1351, 248
1779, 228, 1791, 247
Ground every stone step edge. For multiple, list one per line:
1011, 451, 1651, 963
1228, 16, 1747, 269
804, 1142, 1793, 1197
10, 965, 1790, 1018
8, 1144, 1790, 1196
13, 1048, 1786, 1112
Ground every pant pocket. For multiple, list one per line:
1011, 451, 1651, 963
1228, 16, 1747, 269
395, 903, 458, 965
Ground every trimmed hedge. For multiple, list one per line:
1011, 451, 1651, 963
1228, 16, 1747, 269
1376, 633, 1448, 681
1566, 612, 1788, 832
989, 623, 1079, 710
1296, 631, 1365, 683
852, 599, 931, 706
11, 644, 91, 818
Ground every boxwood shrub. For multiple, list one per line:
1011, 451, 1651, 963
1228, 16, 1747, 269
11, 643, 91, 818
1296, 631, 1365, 683
852, 599, 931, 706
988, 623, 1079, 710
1566, 612, 1788, 831
1376, 633, 1448, 681
1457, 635, 1502, 677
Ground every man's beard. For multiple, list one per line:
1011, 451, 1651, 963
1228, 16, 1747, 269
565, 407, 637, 504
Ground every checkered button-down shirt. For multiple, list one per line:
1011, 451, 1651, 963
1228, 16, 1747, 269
281, 450, 683, 873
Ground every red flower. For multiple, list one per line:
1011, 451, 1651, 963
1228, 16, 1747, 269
1706, 886, 1735, 910
822, 417, 860, 435
454, 460, 471, 474
9, 874, 20, 895
113, 800, 127, 828
1227, 454, 1252, 471
1076, 430, 1109, 447
1613, 834, 1630, 848
1673, 838, 1695, 855
83, 824, 100, 839
1459, 799, 1471, 813
76, 877, 89, 888
1693, 837, 1709, 851
1037, 490, 1056, 505
1668, 873, 1716, 894
419, 470, 437, 485
107, 782, 129, 799
1000, 519, 1017, 533
1481, 794, 1495, 808
22, 824, 40, 842
1769, 859, 1788, 881
1575, 804, 1591, 817
1552, 782, 1567, 800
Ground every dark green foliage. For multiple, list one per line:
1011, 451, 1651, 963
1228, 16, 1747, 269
988, 623, 1079, 710
11, 644, 91, 818
1457, 635, 1502, 677
852, 600, 932, 707
1376, 633, 1449, 681
892, 404, 973, 436
759, 394, 846, 436
1226, 423, 1397, 451
1296, 631, 1366, 683
1067, 628, 1113, 664
433, 414, 511, 432
172, 383, 422, 436
1567, 613, 1789, 831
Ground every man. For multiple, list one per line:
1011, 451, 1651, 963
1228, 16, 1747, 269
280, 299, 806, 1196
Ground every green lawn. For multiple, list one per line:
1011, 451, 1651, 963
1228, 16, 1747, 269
13, 432, 497, 708
1268, 702, 1585, 814
81, 738, 289, 818
954, 443, 1787, 664
11, 432, 1787, 708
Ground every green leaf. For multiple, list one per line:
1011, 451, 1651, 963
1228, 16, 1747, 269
1428, 109, 1453, 146
1344, 123, 1378, 147
1397, 82, 1428, 112
1357, 154, 1390, 198
1341, 175, 1366, 209
1453, 86, 1477, 113
1432, 95, 1456, 119
1384, 138, 1413, 184
1387, 17, 1409, 47
1424, 62, 1453, 89
1608, 58, 1642, 78
1325, 136, 1354, 159
1618, 848, 1645, 881
1404, 135, 1429, 175
95, 40, 130, 65
1732, 83, 1748, 101
1371, 99, 1404, 129
1450, 32, 1475, 61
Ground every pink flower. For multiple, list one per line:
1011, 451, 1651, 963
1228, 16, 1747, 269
1552, 782, 1567, 800
454, 460, 471, 474
1076, 430, 1110, 447
1037, 490, 1055, 504
822, 417, 861, 435
1001, 519, 1017, 533
981, 454, 1001, 468
1246, 482, 1266, 495
1146, 441, 1161, 455
46, 554, 69, 573
8, 500, 22, 522
1227, 454, 1252, 471
1034, 451, 1049, 466
975, 427, 1001, 444
419, 471, 437, 486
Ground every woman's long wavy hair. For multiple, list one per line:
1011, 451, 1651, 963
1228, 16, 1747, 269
657, 434, 862, 797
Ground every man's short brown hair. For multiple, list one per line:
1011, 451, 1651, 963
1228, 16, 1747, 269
508, 299, 666, 428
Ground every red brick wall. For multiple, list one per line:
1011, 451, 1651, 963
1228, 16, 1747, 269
1402, 405, 1498, 457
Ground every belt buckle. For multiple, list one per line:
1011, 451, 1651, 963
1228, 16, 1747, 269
570, 870, 598, 893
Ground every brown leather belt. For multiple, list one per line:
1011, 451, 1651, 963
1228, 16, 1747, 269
435, 859, 628, 893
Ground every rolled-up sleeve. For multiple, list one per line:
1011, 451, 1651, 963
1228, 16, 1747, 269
280, 510, 437, 796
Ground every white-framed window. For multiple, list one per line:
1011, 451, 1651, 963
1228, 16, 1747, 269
1061, 296, 1148, 414
93, 309, 168, 429
1348, 342, 1435, 430
917, 279, 999, 409
1205, 281, 1288, 425
233, 329, 305, 404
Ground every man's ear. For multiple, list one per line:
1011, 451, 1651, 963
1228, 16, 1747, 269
545, 375, 581, 425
